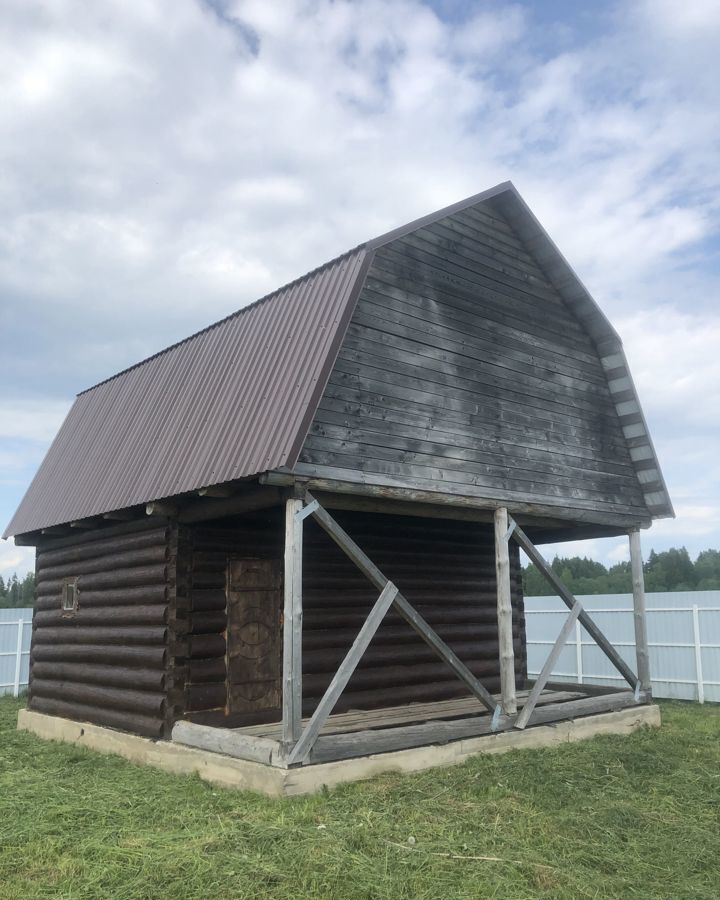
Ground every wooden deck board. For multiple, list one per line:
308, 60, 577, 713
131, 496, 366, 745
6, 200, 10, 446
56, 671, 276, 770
238, 689, 586, 739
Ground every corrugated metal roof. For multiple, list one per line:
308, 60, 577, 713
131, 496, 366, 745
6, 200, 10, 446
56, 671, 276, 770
4, 181, 673, 537
4, 247, 369, 536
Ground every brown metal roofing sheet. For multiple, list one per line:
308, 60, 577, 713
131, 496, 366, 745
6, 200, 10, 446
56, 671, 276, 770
4, 247, 369, 536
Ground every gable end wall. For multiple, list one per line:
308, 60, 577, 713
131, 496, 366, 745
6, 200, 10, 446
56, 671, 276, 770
298, 202, 649, 525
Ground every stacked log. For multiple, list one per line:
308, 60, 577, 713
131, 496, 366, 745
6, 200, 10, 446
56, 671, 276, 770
30, 522, 172, 738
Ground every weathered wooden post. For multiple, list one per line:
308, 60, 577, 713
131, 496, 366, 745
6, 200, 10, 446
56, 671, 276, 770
282, 493, 304, 745
494, 507, 517, 715
629, 529, 651, 696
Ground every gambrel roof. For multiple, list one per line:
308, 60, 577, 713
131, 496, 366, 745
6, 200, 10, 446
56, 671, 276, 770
4, 182, 672, 538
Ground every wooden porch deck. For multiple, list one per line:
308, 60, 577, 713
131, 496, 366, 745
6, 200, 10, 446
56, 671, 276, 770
239, 689, 585, 741
172, 685, 643, 768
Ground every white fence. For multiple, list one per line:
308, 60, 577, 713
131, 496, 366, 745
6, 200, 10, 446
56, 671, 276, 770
525, 591, 720, 703
0, 609, 32, 697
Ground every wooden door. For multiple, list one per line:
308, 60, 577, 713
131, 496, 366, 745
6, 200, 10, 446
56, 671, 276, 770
226, 558, 282, 717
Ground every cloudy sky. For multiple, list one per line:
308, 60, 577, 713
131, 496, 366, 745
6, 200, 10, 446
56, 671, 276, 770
1, 0, 718, 578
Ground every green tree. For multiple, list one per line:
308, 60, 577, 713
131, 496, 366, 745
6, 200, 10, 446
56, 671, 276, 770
522, 547, 719, 596
606, 561, 632, 593
522, 563, 553, 595
645, 548, 696, 591
20, 572, 35, 606
0, 572, 34, 608
8, 574, 20, 607
694, 550, 720, 590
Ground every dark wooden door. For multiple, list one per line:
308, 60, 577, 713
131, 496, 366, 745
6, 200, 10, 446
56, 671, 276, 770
226, 558, 282, 716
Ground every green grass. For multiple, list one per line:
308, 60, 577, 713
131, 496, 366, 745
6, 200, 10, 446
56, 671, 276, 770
1, 699, 718, 899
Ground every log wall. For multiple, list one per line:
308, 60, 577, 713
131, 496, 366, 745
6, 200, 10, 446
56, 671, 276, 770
30, 520, 176, 738
28, 508, 526, 737
179, 508, 526, 722
180, 516, 281, 718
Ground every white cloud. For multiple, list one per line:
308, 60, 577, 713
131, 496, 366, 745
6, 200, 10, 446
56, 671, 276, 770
607, 541, 631, 563
651, 504, 720, 539
533, 537, 619, 562
1, 0, 716, 328
0, 0, 718, 558
619, 310, 720, 432
635, 0, 720, 39
0, 538, 34, 577
0, 399, 71, 443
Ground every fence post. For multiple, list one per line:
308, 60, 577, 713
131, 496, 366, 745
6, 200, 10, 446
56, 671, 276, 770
692, 605, 704, 704
575, 619, 583, 684
13, 619, 24, 698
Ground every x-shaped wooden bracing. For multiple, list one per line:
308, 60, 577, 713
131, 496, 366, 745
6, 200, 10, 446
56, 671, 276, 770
285, 495, 641, 765
509, 519, 642, 728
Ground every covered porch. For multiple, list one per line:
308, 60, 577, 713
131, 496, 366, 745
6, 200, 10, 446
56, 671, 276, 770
172, 482, 655, 772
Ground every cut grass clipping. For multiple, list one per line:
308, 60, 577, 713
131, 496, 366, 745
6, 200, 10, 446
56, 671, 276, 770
1, 698, 719, 899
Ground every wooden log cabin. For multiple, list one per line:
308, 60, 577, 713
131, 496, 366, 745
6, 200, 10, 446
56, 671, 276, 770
5, 182, 671, 783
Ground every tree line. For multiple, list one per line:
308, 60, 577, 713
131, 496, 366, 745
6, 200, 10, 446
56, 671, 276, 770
523, 547, 720, 596
0, 573, 36, 608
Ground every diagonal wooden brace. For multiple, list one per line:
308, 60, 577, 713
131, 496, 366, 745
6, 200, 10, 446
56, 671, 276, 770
287, 581, 399, 765
515, 600, 583, 729
509, 518, 638, 689
304, 492, 499, 717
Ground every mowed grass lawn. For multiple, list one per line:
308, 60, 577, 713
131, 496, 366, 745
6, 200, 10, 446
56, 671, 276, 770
1, 698, 719, 900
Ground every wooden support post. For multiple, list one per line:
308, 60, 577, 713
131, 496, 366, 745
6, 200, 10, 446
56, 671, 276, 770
282, 497, 304, 745
629, 529, 651, 696
287, 581, 399, 765
510, 519, 639, 689
494, 507, 517, 716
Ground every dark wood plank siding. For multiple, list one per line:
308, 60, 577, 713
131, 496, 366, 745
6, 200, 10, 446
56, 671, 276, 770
179, 509, 525, 723
299, 203, 647, 522
29, 520, 174, 738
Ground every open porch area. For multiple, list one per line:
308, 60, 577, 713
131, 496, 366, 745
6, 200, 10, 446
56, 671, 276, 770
160, 482, 658, 786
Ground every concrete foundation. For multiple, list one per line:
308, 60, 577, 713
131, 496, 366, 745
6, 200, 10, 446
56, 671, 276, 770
17, 704, 661, 797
